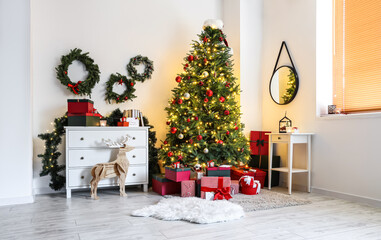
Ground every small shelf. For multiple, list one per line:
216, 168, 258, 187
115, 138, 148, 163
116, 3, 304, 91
271, 167, 308, 173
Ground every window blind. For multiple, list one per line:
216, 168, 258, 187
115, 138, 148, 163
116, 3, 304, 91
333, 0, 381, 113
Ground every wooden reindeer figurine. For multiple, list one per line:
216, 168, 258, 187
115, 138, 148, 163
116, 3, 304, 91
90, 136, 134, 200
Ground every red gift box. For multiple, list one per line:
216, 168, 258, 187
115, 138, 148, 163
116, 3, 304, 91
230, 180, 239, 195
201, 177, 232, 200
239, 176, 261, 195
181, 180, 195, 197
152, 174, 181, 195
117, 122, 129, 127
67, 99, 94, 114
250, 131, 271, 155
231, 168, 266, 188
165, 167, 191, 182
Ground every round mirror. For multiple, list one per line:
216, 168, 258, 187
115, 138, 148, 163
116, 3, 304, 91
269, 66, 299, 105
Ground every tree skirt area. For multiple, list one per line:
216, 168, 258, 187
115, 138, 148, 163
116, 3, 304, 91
131, 197, 244, 224
131, 190, 310, 224
230, 189, 311, 212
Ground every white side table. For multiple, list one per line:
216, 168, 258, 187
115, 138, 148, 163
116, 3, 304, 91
266, 133, 314, 194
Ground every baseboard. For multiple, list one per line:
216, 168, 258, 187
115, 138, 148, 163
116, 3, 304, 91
312, 187, 381, 208
0, 195, 34, 206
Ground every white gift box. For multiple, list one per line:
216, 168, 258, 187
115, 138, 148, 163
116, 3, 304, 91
127, 118, 140, 127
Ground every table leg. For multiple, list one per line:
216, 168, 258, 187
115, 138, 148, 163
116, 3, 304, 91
143, 184, 148, 193
66, 188, 71, 199
268, 142, 273, 190
288, 142, 293, 195
307, 135, 311, 193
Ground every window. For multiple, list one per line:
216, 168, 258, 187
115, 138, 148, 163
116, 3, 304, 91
333, 0, 381, 113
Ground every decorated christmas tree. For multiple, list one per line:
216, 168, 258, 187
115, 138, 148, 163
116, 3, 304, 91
159, 19, 250, 167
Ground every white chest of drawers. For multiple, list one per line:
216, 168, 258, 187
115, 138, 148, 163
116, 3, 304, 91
65, 126, 149, 198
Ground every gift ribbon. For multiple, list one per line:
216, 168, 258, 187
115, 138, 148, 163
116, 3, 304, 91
67, 81, 82, 94
201, 177, 232, 200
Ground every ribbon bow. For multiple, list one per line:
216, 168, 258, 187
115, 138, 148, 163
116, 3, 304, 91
213, 187, 232, 200
67, 81, 82, 94
256, 139, 265, 147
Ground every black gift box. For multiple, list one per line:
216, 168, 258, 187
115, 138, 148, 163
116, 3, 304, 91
249, 155, 280, 187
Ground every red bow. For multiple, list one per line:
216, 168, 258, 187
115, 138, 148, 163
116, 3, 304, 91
68, 81, 82, 94
213, 187, 232, 200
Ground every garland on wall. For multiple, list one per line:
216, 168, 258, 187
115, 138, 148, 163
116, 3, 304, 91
38, 109, 159, 190
105, 55, 154, 104
56, 48, 100, 97
38, 114, 68, 190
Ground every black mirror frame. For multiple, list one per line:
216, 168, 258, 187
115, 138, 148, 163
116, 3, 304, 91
269, 65, 299, 105
269, 41, 299, 105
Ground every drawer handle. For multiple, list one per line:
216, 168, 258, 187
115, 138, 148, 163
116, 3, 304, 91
278, 137, 281, 140
80, 137, 84, 141
132, 137, 136, 140
81, 176, 84, 179
80, 157, 84, 160
132, 155, 136, 158
132, 173, 136, 176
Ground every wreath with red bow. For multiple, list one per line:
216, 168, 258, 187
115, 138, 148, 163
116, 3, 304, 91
105, 73, 137, 103
56, 48, 100, 97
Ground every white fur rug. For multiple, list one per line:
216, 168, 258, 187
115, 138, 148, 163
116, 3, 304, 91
131, 197, 244, 224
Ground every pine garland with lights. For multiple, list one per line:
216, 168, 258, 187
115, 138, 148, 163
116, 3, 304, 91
38, 114, 68, 191
56, 48, 100, 97
159, 24, 250, 166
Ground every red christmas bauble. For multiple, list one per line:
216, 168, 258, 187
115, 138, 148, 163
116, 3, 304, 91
203, 58, 207, 64
199, 81, 204, 86
176, 76, 182, 83
225, 62, 229, 66
116, 97, 120, 101
235, 123, 237, 125
185, 64, 189, 68
172, 99, 176, 104
226, 131, 230, 135
178, 99, 183, 104
235, 126, 239, 130
171, 127, 177, 134
219, 37, 223, 41
130, 82, 134, 86
187, 76, 191, 80
219, 96, 225, 103
168, 152, 173, 157
197, 135, 203, 141
166, 121, 171, 125
204, 98, 209, 103
194, 116, 199, 121
124, 96, 128, 100
187, 118, 190, 122
184, 67, 187, 71
224, 110, 230, 115
64, 71, 67, 75
206, 90, 213, 97
188, 55, 194, 62
164, 141, 168, 144
189, 139, 194, 144
218, 140, 224, 144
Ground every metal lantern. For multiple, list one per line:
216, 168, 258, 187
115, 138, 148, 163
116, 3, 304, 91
279, 112, 292, 133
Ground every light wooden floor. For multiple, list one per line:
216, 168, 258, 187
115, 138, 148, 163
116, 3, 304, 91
1, 187, 381, 240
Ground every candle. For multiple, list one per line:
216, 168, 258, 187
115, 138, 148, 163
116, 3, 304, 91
100, 119, 107, 127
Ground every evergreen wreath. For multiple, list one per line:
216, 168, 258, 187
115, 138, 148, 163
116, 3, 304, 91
56, 48, 100, 97
127, 55, 154, 82
105, 73, 137, 103
38, 114, 68, 191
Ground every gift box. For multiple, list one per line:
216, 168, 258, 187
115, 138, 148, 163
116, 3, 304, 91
152, 174, 181, 196
190, 170, 204, 180
117, 122, 129, 127
230, 180, 239, 195
250, 131, 271, 155
201, 177, 232, 200
165, 167, 191, 182
231, 168, 266, 188
206, 166, 231, 177
67, 99, 94, 114
68, 113, 100, 126
181, 180, 195, 197
249, 155, 280, 187
239, 176, 261, 195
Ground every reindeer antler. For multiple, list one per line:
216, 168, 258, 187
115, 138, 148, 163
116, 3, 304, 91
102, 135, 132, 148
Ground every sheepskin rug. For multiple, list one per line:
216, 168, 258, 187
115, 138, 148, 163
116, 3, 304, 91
131, 197, 244, 224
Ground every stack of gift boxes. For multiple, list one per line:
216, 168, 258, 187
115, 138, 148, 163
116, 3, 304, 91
152, 160, 266, 200
67, 99, 102, 126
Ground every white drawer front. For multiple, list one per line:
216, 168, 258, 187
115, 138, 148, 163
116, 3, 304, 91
68, 130, 147, 148
68, 148, 147, 167
271, 134, 290, 142
68, 165, 147, 187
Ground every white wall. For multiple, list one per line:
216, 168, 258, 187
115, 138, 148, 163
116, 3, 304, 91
261, 0, 381, 202
0, 0, 34, 205
31, 0, 222, 194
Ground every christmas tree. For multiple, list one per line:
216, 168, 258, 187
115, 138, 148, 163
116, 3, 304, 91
159, 19, 250, 167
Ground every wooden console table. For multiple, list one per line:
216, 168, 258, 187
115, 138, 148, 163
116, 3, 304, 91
266, 133, 314, 194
